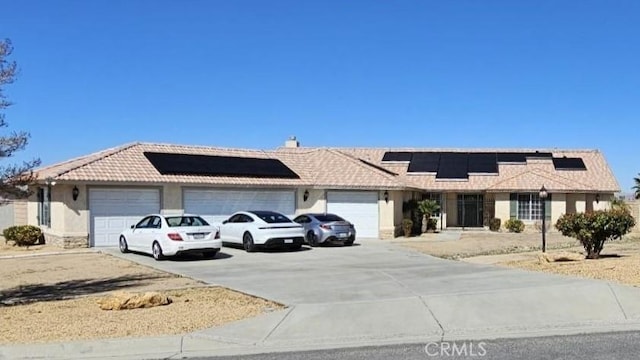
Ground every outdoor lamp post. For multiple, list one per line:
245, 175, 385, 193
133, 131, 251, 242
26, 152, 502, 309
539, 185, 548, 253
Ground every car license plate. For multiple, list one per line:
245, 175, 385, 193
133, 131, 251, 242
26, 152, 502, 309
284, 239, 293, 244
193, 233, 205, 240
338, 233, 348, 238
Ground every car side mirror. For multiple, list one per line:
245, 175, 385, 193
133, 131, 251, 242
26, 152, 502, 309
222, 220, 228, 224
130, 225, 135, 229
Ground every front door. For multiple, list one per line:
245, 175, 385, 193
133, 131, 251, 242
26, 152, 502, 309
457, 194, 484, 227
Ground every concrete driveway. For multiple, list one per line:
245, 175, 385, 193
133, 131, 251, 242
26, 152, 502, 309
105, 239, 640, 350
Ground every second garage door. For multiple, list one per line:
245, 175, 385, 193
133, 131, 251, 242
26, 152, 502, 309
183, 189, 295, 224
327, 191, 379, 238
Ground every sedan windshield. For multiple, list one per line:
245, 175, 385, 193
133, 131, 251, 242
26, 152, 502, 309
314, 214, 345, 222
165, 216, 209, 227
251, 211, 292, 224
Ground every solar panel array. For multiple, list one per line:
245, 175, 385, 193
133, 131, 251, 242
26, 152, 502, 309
382, 151, 586, 179
144, 152, 300, 179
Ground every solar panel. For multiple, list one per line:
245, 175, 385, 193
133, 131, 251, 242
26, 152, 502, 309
553, 157, 587, 170
382, 151, 413, 162
144, 152, 300, 178
496, 152, 527, 163
436, 153, 469, 179
468, 153, 498, 173
407, 152, 440, 173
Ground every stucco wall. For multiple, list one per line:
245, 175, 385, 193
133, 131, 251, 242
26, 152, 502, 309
296, 189, 325, 214
62, 184, 89, 236
551, 193, 566, 225
379, 190, 398, 238
493, 193, 510, 226
566, 193, 587, 214
163, 184, 182, 214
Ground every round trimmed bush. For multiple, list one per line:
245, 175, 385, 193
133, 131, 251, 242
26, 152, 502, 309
3, 225, 42, 246
504, 219, 525, 233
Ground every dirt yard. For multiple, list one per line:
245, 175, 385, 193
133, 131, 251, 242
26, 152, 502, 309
396, 231, 640, 287
395, 231, 581, 259
0, 251, 283, 344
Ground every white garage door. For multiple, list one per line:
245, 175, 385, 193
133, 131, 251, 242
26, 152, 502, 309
89, 188, 160, 247
183, 189, 295, 224
327, 191, 379, 238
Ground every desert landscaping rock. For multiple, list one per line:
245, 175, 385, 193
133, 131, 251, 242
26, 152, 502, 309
97, 291, 172, 310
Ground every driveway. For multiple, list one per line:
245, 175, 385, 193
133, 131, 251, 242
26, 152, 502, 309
105, 240, 640, 349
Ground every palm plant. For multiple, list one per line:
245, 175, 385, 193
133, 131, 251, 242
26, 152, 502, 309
634, 173, 640, 199
418, 199, 440, 232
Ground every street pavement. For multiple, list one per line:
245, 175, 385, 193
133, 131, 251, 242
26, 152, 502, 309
2, 239, 640, 359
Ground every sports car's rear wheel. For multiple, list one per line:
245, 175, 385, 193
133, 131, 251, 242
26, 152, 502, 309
243, 233, 256, 253
119, 236, 129, 253
152, 242, 165, 260
344, 236, 355, 246
306, 231, 318, 247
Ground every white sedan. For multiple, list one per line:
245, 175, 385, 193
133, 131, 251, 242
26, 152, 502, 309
219, 211, 305, 252
119, 214, 222, 260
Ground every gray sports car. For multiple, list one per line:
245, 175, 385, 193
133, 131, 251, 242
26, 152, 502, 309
292, 213, 356, 247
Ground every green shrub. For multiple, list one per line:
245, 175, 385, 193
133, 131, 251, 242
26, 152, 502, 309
504, 219, 524, 233
426, 218, 438, 231
489, 218, 501, 232
2, 225, 42, 247
555, 208, 635, 259
401, 218, 413, 237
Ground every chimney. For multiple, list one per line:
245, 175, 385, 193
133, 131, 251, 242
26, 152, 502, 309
285, 136, 299, 148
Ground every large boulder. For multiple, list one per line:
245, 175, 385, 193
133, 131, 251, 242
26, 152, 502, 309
97, 291, 172, 310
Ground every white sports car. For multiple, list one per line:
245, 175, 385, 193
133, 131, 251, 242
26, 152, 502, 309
219, 210, 305, 252
118, 214, 222, 260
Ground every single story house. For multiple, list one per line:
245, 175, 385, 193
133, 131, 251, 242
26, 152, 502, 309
27, 138, 619, 248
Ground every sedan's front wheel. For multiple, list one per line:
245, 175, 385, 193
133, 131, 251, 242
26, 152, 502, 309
243, 233, 256, 253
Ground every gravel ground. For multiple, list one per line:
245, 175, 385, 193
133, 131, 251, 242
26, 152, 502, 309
397, 231, 640, 287
0, 252, 282, 344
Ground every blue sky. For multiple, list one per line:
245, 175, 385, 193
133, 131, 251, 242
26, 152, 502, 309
1, 0, 639, 192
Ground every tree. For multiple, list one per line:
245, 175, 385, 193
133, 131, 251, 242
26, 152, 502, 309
633, 173, 640, 200
1, 39, 40, 200
555, 207, 636, 259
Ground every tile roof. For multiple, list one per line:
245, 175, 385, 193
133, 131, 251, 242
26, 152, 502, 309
35, 142, 620, 192
35, 142, 404, 189
332, 147, 620, 193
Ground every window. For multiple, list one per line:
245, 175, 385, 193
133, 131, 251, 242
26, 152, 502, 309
251, 211, 291, 223
314, 214, 344, 222
517, 193, 542, 220
166, 216, 209, 227
37, 187, 51, 227
135, 216, 153, 228
150, 216, 162, 229
293, 215, 310, 224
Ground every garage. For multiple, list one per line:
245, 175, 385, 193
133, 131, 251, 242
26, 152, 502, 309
89, 188, 161, 247
327, 191, 379, 238
183, 189, 295, 224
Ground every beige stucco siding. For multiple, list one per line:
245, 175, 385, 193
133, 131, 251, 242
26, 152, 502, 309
163, 184, 182, 214
566, 194, 587, 214
379, 190, 396, 238
62, 184, 89, 236
550, 193, 566, 225
296, 189, 325, 214
494, 193, 510, 226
